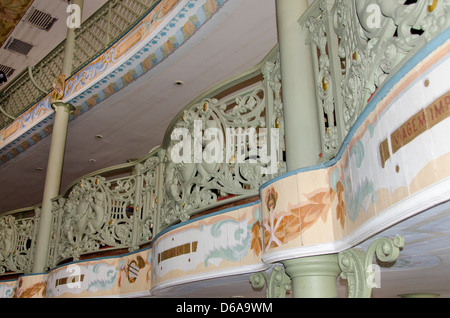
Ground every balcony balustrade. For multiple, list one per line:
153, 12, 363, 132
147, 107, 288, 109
302, 0, 449, 161
1, 44, 285, 274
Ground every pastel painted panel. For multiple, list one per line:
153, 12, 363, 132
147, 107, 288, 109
297, 168, 335, 246
14, 274, 46, 298
0, 280, 17, 298
151, 202, 263, 290
44, 249, 151, 298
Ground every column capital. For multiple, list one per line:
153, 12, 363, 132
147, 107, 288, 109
51, 101, 75, 113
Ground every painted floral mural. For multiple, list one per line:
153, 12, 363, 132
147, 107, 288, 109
261, 169, 350, 252
263, 187, 300, 251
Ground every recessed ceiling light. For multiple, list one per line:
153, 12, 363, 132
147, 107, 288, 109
95, 135, 103, 140
89, 159, 96, 163
35, 167, 44, 171
174, 80, 184, 87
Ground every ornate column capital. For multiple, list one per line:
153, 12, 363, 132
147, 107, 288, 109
338, 235, 404, 298
51, 101, 75, 113
250, 265, 291, 298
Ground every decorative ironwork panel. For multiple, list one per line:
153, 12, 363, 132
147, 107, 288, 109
302, 0, 450, 160
0, 213, 39, 275
159, 48, 285, 229
51, 175, 138, 264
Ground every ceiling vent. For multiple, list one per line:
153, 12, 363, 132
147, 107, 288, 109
0, 64, 15, 79
25, 7, 58, 31
5, 38, 34, 56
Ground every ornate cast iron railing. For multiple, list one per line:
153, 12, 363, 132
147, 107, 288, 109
0, 0, 161, 129
301, 0, 449, 161
0, 206, 40, 277
47, 151, 160, 267
43, 46, 284, 269
157, 47, 284, 231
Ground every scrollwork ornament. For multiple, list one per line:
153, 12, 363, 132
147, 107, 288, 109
160, 49, 285, 228
249, 265, 291, 298
0, 214, 36, 274
338, 248, 371, 298
333, 0, 450, 130
338, 235, 404, 298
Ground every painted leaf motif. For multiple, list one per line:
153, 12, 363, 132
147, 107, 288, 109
297, 189, 331, 232
263, 210, 301, 250
251, 221, 263, 256
335, 181, 346, 228
278, 211, 300, 243
299, 202, 326, 230
307, 191, 327, 204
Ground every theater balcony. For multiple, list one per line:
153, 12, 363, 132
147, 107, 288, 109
0, 0, 449, 299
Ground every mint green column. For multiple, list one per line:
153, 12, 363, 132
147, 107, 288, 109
32, 0, 84, 273
276, 0, 321, 171
283, 255, 340, 298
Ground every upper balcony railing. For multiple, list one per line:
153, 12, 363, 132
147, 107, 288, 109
0, 0, 161, 129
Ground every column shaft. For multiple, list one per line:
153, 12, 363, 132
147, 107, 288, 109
276, 0, 321, 171
283, 254, 340, 298
32, 103, 72, 272
32, 0, 84, 273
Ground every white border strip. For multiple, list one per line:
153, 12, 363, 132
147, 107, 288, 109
149, 263, 270, 296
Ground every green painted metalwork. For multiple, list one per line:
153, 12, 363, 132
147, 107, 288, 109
44, 46, 285, 268
300, 0, 450, 162
338, 235, 404, 298
249, 265, 291, 298
157, 47, 285, 231
0, 207, 39, 276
